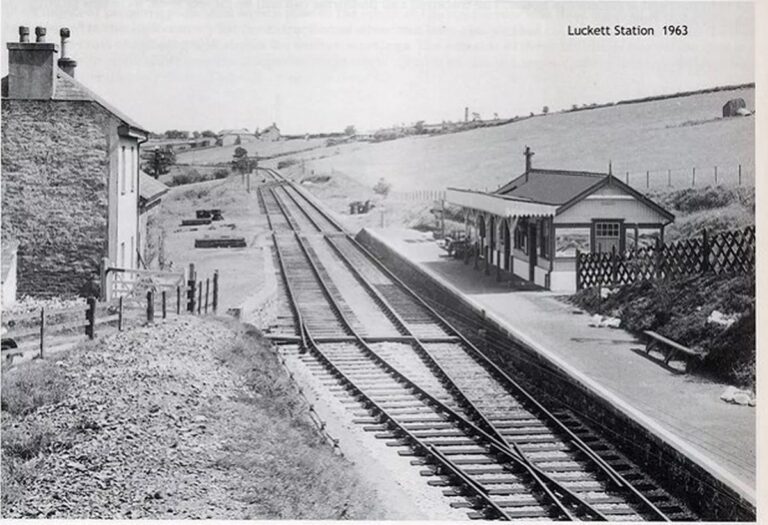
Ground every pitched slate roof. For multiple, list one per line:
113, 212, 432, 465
495, 168, 607, 205
1, 70, 149, 134
139, 171, 169, 206
494, 167, 674, 222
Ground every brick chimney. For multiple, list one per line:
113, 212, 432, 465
58, 28, 77, 77
524, 145, 534, 182
6, 26, 58, 99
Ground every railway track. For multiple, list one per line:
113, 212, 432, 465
258, 169, 696, 521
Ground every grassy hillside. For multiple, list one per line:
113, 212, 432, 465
278, 87, 754, 192
175, 138, 327, 165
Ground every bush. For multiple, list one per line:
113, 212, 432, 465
372, 178, 391, 197
171, 169, 207, 186
1, 361, 70, 415
213, 169, 230, 180
277, 159, 298, 170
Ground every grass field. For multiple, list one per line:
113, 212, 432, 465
276, 87, 755, 193
175, 138, 327, 165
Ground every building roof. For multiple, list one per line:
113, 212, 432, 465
446, 188, 559, 218
139, 171, 169, 207
2, 70, 149, 135
494, 167, 674, 222
495, 168, 607, 205
219, 128, 251, 135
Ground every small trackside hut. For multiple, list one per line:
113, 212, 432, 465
446, 147, 674, 292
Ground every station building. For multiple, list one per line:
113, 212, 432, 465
446, 148, 674, 292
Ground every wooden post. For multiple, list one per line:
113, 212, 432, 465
440, 198, 446, 239
646, 170, 649, 188
625, 172, 629, 185
99, 257, 109, 301
575, 249, 581, 290
39, 307, 46, 359
213, 270, 219, 313
86, 297, 96, 339
655, 237, 663, 279
118, 297, 124, 331
611, 245, 618, 284
668, 169, 672, 187
205, 279, 210, 314
176, 286, 181, 315
702, 228, 710, 273
197, 282, 202, 315
714, 166, 718, 185
147, 291, 154, 323
692, 167, 696, 187
187, 263, 197, 313
738, 164, 742, 186
162, 290, 167, 319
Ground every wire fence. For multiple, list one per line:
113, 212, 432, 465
619, 163, 754, 190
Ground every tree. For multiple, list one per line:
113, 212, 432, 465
234, 135, 242, 145
344, 125, 356, 136
413, 120, 425, 134
192, 131, 201, 138
164, 129, 189, 139
373, 178, 391, 197
144, 147, 176, 179
232, 147, 256, 174
542, 106, 549, 115
201, 130, 217, 138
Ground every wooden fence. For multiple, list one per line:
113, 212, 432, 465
2, 265, 220, 365
103, 261, 185, 302
576, 226, 755, 289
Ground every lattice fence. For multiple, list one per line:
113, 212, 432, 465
576, 226, 755, 289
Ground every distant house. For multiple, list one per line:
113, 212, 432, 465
1, 239, 19, 307
259, 123, 281, 142
446, 147, 674, 292
219, 128, 255, 146
1, 25, 150, 298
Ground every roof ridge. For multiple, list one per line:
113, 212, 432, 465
529, 167, 608, 177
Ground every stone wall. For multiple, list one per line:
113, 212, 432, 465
356, 228, 755, 521
2, 100, 113, 297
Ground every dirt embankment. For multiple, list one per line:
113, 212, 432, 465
1, 317, 381, 519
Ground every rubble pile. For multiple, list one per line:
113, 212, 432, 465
2, 317, 250, 518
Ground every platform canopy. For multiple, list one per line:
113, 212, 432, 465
446, 188, 558, 218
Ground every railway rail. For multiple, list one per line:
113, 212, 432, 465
257, 168, 696, 521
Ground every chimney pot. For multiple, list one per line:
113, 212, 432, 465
35, 26, 46, 42
19, 26, 30, 42
58, 27, 77, 77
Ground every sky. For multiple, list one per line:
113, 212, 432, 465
0, 0, 755, 135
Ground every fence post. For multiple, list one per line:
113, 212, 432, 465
668, 169, 672, 187
147, 291, 155, 323
701, 228, 710, 273
86, 297, 96, 339
738, 164, 742, 186
187, 263, 197, 313
197, 282, 202, 315
176, 286, 181, 315
205, 279, 210, 314
213, 270, 219, 313
575, 249, 581, 290
714, 166, 718, 185
99, 257, 109, 302
655, 237, 663, 279
625, 172, 629, 185
118, 296, 123, 331
646, 171, 649, 188
39, 307, 46, 359
692, 167, 696, 187
162, 291, 167, 319
610, 246, 618, 285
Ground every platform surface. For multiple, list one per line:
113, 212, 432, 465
365, 227, 756, 494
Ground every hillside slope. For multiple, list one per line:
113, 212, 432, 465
279, 87, 754, 192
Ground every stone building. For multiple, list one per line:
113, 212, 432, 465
218, 128, 255, 146
446, 147, 674, 292
258, 123, 281, 142
1, 26, 150, 298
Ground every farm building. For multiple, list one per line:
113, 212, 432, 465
446, 147, 674, 292
259, 123, 281, 141
1, 26, 151, 298
218, 128, 255, 146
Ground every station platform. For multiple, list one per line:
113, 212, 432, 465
361, 227, 756, 498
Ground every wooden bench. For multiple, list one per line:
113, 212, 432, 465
643, 330, 706, 372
